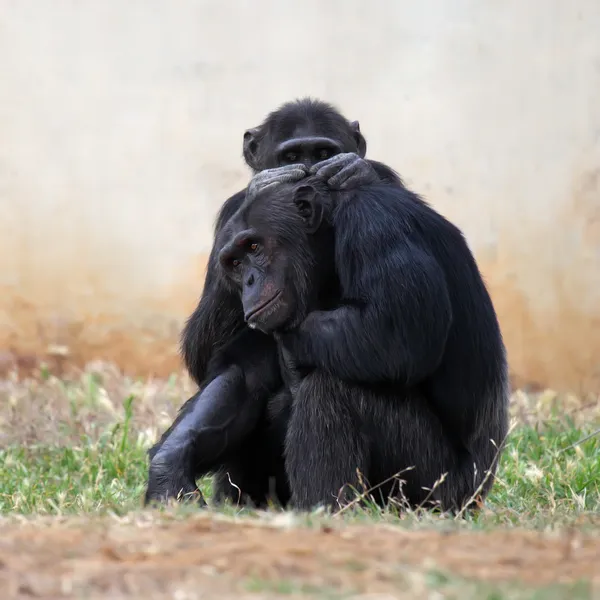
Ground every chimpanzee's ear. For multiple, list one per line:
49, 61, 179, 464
292, 185, 323, 234
243, 127, 261, 171
350, 120, 367, 158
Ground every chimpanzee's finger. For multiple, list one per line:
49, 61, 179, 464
336, 172, 367, 190
309, 153, 356, 177
249, 168, 307, 194
329, 161, 379, 190
261, 164, 308, 178
253, 165, 307, 185
326, 161, 361, 189
262, 168, 308, 184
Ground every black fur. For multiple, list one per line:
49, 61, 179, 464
145, 98, 403, 507
182, 98, 402, 387
145, 328, 285, 507
223, 178, 509, 512
145, 98, 509, 513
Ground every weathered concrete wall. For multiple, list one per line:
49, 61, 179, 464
1, 1, 599, 392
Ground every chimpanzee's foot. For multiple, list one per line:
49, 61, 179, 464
144, 449, 207, 507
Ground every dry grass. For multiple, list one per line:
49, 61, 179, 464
0, 361, 197, 448
1, 362, 599, 598
2, 360, 599, 449
2, 511, 599, 599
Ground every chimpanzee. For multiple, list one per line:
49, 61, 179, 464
183, 98, 403, 388
145, 98, 404, 506
197, 176, 509, 511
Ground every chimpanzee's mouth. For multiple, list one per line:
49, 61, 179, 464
245, 290, 283, 323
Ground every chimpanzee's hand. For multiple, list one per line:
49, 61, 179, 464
246, 164, 309, 201
310, 152, 379, 190
273, 332, 303, 394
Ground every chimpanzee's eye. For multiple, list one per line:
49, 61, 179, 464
284, 152, 298, 163
318, 148, 331, 160
249, 243, 258, 252
231, 259, 240, 268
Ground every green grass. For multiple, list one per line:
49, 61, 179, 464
243, 573, 595, 600
1, 385, 599, 527
244, 577, 352, 598
1, 370, 599, 598
422, 571, 594, 600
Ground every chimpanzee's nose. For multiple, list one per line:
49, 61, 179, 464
246, 273, 255, 287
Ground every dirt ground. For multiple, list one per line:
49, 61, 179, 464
1, 513, 599, 599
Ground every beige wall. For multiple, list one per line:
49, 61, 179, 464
1, 1, 599, 392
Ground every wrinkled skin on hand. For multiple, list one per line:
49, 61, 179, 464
310, 152, 379, 190
246, 164, 309, 201
245, 152, 380, 202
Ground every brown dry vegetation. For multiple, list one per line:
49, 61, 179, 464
1, 362, 600, 599
1, 512, 599, 599
2, 360, 599, 448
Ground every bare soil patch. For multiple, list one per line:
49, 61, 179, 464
1, 514, 599, 599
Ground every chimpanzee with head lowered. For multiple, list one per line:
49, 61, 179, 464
145, 98, 403, 507
183, 98, 403, 388
197, 175, 509, 512
145, 165, 510, 513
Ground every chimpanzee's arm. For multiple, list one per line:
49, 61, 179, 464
369, 159, 405, 186
146, 329, 282, 506
181, 190, 248, 386
279, 189, 453, 386
182, 166, 309, 386
145, 369, 247, 506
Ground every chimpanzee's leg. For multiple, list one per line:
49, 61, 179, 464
286, 375, 503, 514
285, 372, 369, 511
145, 330, 282, 506
145, 366, 270, 505
211, 388, 292, 508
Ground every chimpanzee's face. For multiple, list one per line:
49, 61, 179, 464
242, 102, 366, 172
219, 183, 326, 333
271, 133, 343, 169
